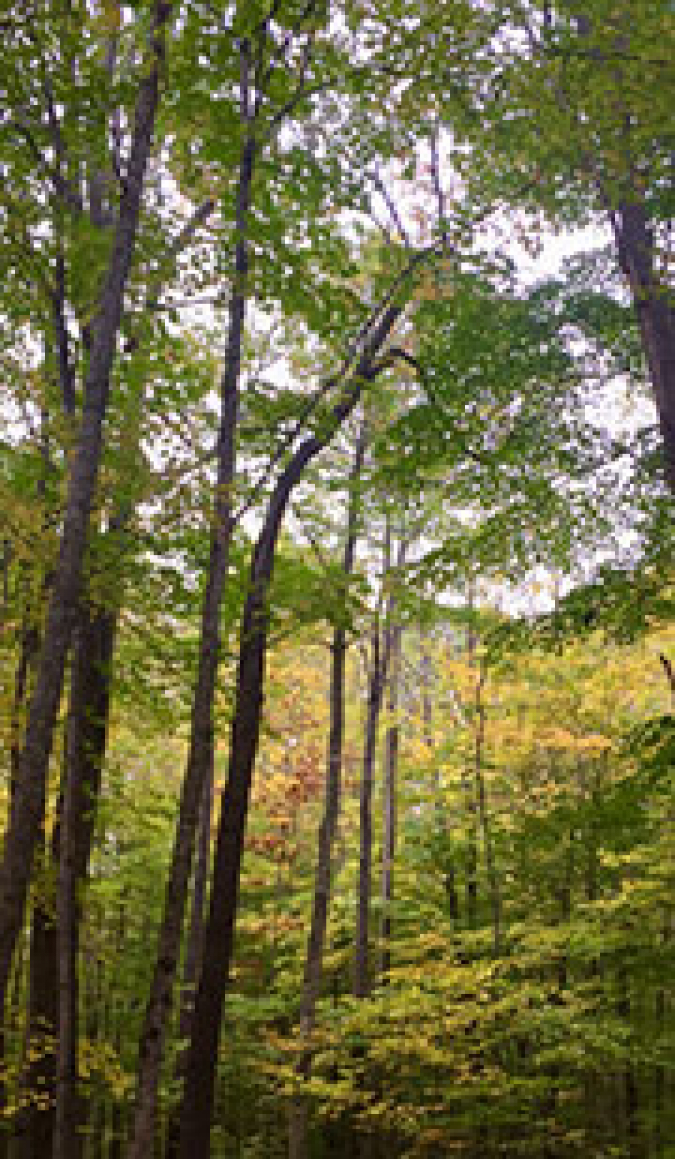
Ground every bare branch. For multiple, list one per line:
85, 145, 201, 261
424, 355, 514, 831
430, 125, 448, 244
232, 245, 439, 523
371, 169, 411, 249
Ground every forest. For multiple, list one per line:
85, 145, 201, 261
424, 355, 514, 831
0, 2, 673, 1157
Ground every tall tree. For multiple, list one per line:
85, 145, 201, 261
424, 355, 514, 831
0, 0, 174, 1012
175, 286, 422, 1157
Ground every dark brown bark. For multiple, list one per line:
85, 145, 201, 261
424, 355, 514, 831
566, 18, 675, 493
289, 426, 367, 1159
0, 0, 172, 1012
659, 652, 675, 707
175, 303, 402, 1159
126, 81, 255, 1157
53, 608, 116, 1159
10, 605, 115, 1159
1, 539, 9, 618
9, 622, 40, 807
611, 198, 675, 492
0, 939, 25, 1159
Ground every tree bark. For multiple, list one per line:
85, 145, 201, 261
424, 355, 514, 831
164, 762, 214, 1159
53, 608, 116, 1159
611, 198, 675, 492
175, 302, 402, 1159
0, 0, 172, 1012
14, 889, 59, 1159
9, 622, 40, 807
10, 608, 115, 1159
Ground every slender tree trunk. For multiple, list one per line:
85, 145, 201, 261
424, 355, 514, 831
1, 539, 9, 620
175, 516, 287, 1159
288, 426, 367, 1159
659, 652, 675, 707
380, 623, 401, 980
425, 635, 460, 920
12, 607, 116, 1159
9, 622, 40, 806
0, 0, 172, 1011
0, 938, 25, 1159
473, 665, 500, 956
10, 884, 60, 1159
164, 762, 214, 1159
53, 608, 116, 1159
354, 625, 386, 999
126, 75, 255, 1157
355, 523, 408, 999
464, 588, 478, 927
175, 302, 402, 1159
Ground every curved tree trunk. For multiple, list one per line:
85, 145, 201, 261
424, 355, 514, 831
175, 303, 402, 1159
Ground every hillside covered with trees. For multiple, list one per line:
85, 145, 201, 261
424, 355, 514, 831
0, 2, 673, 1157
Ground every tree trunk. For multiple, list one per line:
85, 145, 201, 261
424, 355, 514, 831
0, 0, 172, 1011
11, 608, 115, 1159
473, 665, 500, 956
355, 522, 407, 999
380, 623, 401, 980
288, 426, 367, 1159
611, 198, 675, 492
354, 625, 386, 999
464, 588, 478, 928
53, 608, 116, 1159
9, 622, 40, 806
164, 762, 214, 1159
174, 302, 402, 1159
126, 86, 255, 1158
14, 891, 59, 1159
425, 635, 460, 921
